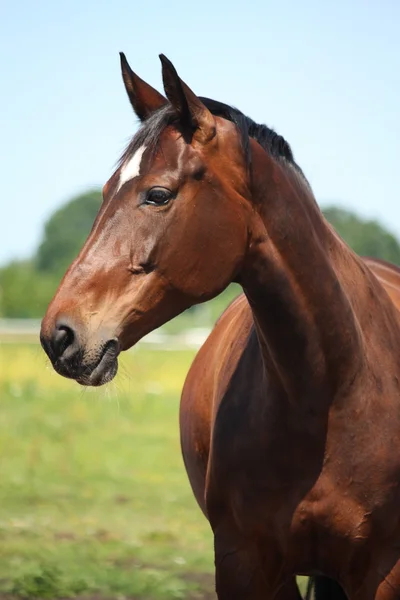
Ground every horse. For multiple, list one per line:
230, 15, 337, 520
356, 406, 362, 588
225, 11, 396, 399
40, 53, 400, 599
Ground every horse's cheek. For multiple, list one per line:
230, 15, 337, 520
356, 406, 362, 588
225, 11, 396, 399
162, 205, 247, 298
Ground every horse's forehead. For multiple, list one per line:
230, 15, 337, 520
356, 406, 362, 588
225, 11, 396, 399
116, 128, 183, 190
129, 133, 198, 179
104, 131, 193, 201
155, 128, 193, 165
116, 146, 147, 193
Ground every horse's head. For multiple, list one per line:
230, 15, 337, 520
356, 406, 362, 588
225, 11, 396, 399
41, 54, 252, 386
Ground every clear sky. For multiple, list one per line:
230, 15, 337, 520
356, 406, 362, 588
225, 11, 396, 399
1, 0, 399, 265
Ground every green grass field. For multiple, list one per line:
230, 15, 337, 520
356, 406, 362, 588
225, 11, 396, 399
0, 343, 215, 599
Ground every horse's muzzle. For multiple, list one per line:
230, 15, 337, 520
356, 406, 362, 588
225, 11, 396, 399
40, 319, 120, 386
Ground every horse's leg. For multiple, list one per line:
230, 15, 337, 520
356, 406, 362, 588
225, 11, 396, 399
275, 579, 304, 600
214, 521, 301, 599
371, 559, 400, 600
334, 557, 400, 600
374, 585, 400, 600
214, 537, 267, 598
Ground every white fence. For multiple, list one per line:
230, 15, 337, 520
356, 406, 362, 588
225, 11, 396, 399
0, 319, 211, 350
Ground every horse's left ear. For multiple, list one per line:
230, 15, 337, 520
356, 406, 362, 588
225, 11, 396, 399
159, 54, 216, 144
120, 52, 167, 121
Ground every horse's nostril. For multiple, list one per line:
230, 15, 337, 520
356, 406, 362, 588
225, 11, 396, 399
52, 324, 75, 359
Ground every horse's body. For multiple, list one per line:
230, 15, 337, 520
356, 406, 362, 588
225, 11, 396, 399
40, 54, 400, 599
182, 255, 400, 514
181, 256, 400, 599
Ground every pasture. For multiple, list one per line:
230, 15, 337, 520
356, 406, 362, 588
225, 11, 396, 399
0, 342, 215, 599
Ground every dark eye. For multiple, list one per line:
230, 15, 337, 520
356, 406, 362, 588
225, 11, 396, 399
145, 187, 173, 206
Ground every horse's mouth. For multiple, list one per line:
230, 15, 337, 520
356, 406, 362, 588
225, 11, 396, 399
76, 341, 120, 387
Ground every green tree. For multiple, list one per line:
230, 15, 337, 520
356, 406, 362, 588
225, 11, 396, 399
36, 190, 102, 277
0, 261, 58, 318
323, 206, 400, 264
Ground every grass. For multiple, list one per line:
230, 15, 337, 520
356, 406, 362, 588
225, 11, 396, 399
0, 342, 309, 599
0, 343, 215, 599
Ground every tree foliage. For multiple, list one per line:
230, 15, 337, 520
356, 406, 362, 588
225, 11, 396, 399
0, 261, 58, 318
1, 190, 102, 318
36, 190, 102, 277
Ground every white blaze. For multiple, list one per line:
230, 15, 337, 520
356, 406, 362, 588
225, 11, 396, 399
116, 145, 146, 193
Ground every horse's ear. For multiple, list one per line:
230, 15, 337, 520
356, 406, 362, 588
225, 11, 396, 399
120, 52, 167, 121
159, 54, 216, 144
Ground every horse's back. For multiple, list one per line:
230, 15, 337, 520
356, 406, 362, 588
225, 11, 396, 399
180, 292, 252, 515
363, 257, 400, 309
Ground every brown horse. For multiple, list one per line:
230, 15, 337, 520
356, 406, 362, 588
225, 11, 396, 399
41, 54, 400, 600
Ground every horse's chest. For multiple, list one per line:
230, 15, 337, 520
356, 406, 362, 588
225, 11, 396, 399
289, 480, 373, 547
209, 409, 400, 558
208, 369, 400, 559
222, 473, 379, 575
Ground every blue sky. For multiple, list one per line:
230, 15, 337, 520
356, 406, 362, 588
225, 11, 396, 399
1, 0, 400, 265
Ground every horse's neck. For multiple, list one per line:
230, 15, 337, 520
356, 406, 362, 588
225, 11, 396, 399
241, 147, 363, 400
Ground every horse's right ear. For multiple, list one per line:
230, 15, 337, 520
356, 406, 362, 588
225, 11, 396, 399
119, 52, 167, 121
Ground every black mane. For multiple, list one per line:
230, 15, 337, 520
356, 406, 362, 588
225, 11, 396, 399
119, 97, 301, 174
200, 97, 295, 167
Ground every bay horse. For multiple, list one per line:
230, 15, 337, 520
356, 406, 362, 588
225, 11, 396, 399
40, 54, 400, 600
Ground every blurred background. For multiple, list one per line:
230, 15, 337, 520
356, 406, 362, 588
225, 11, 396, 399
1, 0, 400, 598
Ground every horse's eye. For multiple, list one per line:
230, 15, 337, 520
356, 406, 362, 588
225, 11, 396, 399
145, 187, 172, 206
